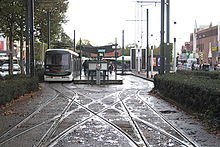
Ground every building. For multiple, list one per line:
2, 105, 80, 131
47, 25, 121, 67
0, 34, 26, 60
190, 24, 220, 66
181, 42, 191, 53
0, 34, 8, 57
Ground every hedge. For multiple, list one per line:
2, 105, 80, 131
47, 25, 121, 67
153, 71, 220, 129
0, 74, 39, 105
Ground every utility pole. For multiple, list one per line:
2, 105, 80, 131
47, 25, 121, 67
166, 0, 170, 73
30, 0, 35, 77
73, 30, 76, 52
79, 38, 82, 80
146, 9, 149, 78
160, 0, 165, 74
136, 1, 168, 74
151, 45, 154, 77
25, 0, 30, 75
115, 38, 117, 80
173, 38, 177, 72
47, 11, 51, 49
122, 30, 125, 75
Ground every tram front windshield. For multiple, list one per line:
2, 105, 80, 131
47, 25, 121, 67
45, 53, 70, 69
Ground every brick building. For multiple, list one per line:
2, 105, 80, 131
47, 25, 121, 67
190, 25, 220, 66
181, 42, 191, 53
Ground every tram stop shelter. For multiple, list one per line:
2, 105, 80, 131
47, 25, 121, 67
74, 45, 123, 85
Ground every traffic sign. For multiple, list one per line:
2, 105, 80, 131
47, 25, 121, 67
98, 49, 105, 53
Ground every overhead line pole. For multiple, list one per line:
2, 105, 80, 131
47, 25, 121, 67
30, 0, 35, 77
166, 0, 170, 73
25, 0, 30, 75
73, 30, 76, 51
146, 9, 149, 78
160, 0, 165, 74
115, 38, 118, 80
136, 0, 170, 74
122, 30, 125, 75
25, 0, 64, 76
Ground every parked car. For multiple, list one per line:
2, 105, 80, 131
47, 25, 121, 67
0, 63, 21, 77
214, 64, 220, 71
182, 63, 192, 70
201, 63, 210, 71
193, 63, 200, 70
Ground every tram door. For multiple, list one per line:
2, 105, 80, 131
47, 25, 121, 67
130, 48, 146, 72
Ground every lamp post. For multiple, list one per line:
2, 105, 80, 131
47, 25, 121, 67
160, 0, 165, 74
47, 11, 51, 49
26, 0, 64, 76
115, 38, 118, 80
166, 0, 170, 73
122, 30, 125, 75
151, 45, 154, 77
28, 0, 35, 77
173, 21, 177, 72
137, 0, 170, 74
173, 38, 177, 72
146, 9, 149, 78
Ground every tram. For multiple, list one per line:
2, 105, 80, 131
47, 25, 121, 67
44, 49, 80, 81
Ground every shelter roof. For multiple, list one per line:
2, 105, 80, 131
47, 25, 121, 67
76, 45, 116, 53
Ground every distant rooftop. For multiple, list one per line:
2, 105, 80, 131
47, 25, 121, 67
197, 25, 209, 31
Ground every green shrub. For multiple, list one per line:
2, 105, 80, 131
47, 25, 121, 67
35, 67, 44, 82
0, 75, 39, 105
154, 71, 220, 129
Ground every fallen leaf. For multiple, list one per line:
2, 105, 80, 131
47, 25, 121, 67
3, 110, 16, 116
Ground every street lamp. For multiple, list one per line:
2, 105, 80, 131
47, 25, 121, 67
137, 0, 170, 74
173, 21, 177, 72
25, 0, 64, 76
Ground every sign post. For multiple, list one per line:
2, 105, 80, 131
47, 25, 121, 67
96, 49, 105, 85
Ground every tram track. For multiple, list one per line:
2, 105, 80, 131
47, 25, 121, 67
0, 83, 136, 146
47, 85, 141, 147
136, 90, 200, 147
0, 79, 201, 147
0, 84, 61, 145
117, 91, 151, 147
35, 85, 78, 147
0, 83, 76, 146
46, 82, 200, 147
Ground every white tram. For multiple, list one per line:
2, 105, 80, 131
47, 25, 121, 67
44, 49, 80, 81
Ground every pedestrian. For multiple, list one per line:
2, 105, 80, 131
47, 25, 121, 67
108, 62, 113, 74
82, 60, 88, 76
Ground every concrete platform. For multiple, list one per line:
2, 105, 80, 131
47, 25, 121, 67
73, 71, 123, 85
73, 79, 123, 84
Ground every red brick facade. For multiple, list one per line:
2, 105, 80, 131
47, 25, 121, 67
190, 25, 219, 66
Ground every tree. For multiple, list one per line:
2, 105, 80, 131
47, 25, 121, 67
60, 32, 74, 47
76, 39, 93, 56
76, 39, 92, 47
0, 0, 69, 74
125, 43, 137, 56
0, 0, 24, 75
34, 0, 68, 43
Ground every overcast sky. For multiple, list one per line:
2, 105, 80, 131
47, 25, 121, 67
63, 0, 220, 52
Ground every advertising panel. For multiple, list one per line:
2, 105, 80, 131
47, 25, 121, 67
0, 41, 4, 51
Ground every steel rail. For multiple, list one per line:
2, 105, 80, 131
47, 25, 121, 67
47, 91, 140, 147
137, 90, 201, 147
0, 84, 60, 142
35, 89, 78, 147
0, 83, 73, 146
117, 91, 151, 147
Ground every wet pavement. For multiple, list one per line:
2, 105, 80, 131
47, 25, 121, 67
0, 73, 219, 147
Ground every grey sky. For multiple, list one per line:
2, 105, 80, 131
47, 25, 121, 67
63, 0, 220, 52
